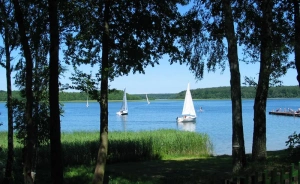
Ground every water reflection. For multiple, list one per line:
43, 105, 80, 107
177, 122, 196, 132
118, 115, 127, 131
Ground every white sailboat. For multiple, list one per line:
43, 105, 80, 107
176, 83, 196, 122
116, 88, 128, 115
146, 94, 150, 104
86, 96, 89, 107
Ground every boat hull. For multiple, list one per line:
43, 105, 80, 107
116, 110, 128, 115
176, 116, 196, 122
269, 111, 300, 117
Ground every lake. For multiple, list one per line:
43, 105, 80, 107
1, 98, 300, 155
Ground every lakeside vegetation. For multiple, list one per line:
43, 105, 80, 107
0, 130, 213, 183
0, 130, 296, 183
1, 85, 299, 102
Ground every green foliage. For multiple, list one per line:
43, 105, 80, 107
107, 130, 213, 162
0, 129, 213, 166
56, 130, 213, 166
0, 130, 213, 182
59, 91, 90, 101
0, 111, 2, 127
12, 64, 52, 145
286, 132, 300, 149
11, 97, 51, 145
0, 144, 4, 180
0, 131, 293, 184
62, 0, 198, 99
134, 93, 177, 100
0, 90, 22, 101
236, 0, 293, 86
285, 132, 300, 160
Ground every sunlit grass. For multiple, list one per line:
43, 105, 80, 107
0, 129, 213, 183
0, 130, 213, 165
0, 131, 294, 183
108, 129, 213, 159
0, 131, 23, 148
58, 129, 213, 165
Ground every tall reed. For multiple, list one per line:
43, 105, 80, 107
0, 129, 213, 167
58, 129, 213, 165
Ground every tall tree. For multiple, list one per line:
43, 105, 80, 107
184, 0, 246, 172
49, 0, 63, 182
92, 1, 110, 183
0, 0, 18, 183
252, 0, 273, 161
11, 0, 53, 148
294, 0, 300, 86
63, 1, 195, 183
236, 0, 292, 161
10, 1, 55, 181
12, 0, 34, 182
222, 0, 246, 172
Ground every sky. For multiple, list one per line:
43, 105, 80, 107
0, 55, 298, 94
108, 59, 298, 94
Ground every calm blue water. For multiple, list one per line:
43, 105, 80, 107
1, 99, 300, 155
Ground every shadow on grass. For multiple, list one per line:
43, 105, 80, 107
36, 150, 293, 184
1, 133, 295, 184
104, 150, 297, 184
1, 148, 295, 184
105, 155, 233, 184
0, 138, 162, 183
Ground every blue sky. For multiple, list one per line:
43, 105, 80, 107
107, 58, 298, 94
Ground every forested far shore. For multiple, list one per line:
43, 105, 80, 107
0, 85, 299, 101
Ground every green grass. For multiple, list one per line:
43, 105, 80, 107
0, 130, 297, 183
0, 129, 213, 183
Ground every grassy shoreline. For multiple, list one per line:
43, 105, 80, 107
0, 129, 214, 183
1, 130, 295, 183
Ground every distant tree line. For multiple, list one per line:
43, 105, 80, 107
179, 86, 300, 99
0, 89, 142, 101
1, 86, 300, 102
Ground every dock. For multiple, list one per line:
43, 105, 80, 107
269, 111, 300, 117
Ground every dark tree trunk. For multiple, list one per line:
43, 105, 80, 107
223, 0, 246, 173
3, 19, 14, 184
294, 0, 300, 86
12, 0, 34, 183
92, 0, 110, 183
48, 0, 63, 183
252, 0, 273, 161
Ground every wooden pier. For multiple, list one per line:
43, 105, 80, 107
269, 111, 300, 117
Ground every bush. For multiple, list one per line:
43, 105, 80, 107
286, 132, 300, 159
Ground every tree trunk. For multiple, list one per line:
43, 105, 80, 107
294, 0, 300, 86
222, 0, 246, 173
92, 0, 110, 183
252, 0, 273, 162
3, 18, 14, 184
49, 0, 63, 183
12, 0, 34, 183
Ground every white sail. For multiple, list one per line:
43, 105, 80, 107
121, 88, 128, 111
181, 83, 196, 117
146, 94, 150, 104
86, 96, 89, 107
117, 88, 128, 115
